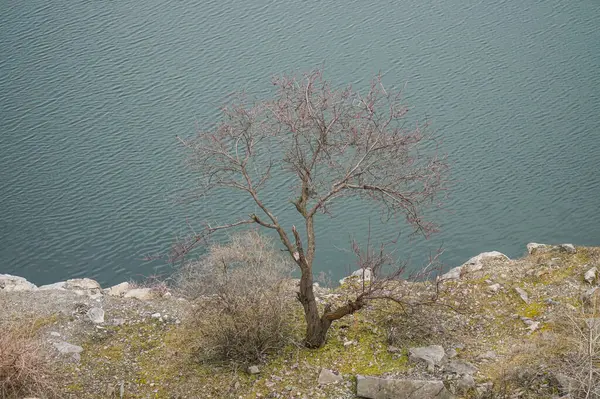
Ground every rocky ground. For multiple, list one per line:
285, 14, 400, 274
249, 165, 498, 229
1, 243, 599, 399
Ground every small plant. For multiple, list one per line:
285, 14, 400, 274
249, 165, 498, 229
176, 231, 296, 366
0, 322, 54, 398
558, 308, 600, 398
129, 274, 171, 297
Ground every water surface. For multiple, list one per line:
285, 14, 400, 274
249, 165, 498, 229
1, 0, 599, 286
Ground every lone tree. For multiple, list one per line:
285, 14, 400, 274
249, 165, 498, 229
176, 69, 449, 348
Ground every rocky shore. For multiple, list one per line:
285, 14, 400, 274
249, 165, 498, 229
1, 242, 599, 399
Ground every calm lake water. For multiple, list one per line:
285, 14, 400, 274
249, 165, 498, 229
1, 0, 599, 287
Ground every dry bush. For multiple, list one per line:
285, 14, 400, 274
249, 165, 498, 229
488, 304, 600, 399
556, 308, 600, 398
177, 231, 296, 366
0, 323, 54, 398
129, 273, 171, 297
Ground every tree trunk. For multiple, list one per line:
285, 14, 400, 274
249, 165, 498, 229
298, 266, 332, 348
305, 315, 332, 349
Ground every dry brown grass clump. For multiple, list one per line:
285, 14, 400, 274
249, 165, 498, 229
176, 231, 297, 366
487, 305, 600, 399
0, 322, 54, 398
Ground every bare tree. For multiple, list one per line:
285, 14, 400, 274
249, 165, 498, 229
176, 69, 449, 348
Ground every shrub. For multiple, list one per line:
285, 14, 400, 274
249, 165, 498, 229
177, 231, 296, 366
0, 323, 54, 398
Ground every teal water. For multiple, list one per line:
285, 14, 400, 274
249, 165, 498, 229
1, 0, 599, 286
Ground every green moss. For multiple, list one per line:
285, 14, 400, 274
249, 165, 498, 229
31, 313, 61, 332
519, 302, 545, 318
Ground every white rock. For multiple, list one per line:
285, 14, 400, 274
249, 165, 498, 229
339, 268, 373, 285
441, 252, 509, 280
87, 307, 105, 324
0, 274, 38, 291
409, 345, 446, 369
559, 244, 576, 254
53, 341, 83, 354
456, 374, 476, 392
487, 283, 501, 293
106, 282, 130, 297
477, 351, 497, 360
445, 360, 478, 375
248, 365, 260, 374
318, 368, 343, 384
123, 288, 154, 300
65, 278, 101, 291
49, 331, 61, 337
527, 242, 577, 255
151, 312, 161, 319
514, 287, 529, 303
38, 281, 67, 290
356, 375, 453, 399
584, 267, 597, 284
527, 243, 549, 254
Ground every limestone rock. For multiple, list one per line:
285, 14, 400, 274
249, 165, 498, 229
455, 374, 475, 393
527, 243, 549, 254
409, 345, 445, 369
53, 341, 83, 362
445, 360, 478, 375
340, 268, 372, 285
487, 283, 501, 293
65, 278, 101, 291
87, 307, 105, 324
477, 351, 497, 361
356, 375, 454, 399
248, 365, 260, 375
441, 252, 509, 280
582, 287, 600, 308
514, 287, 529, 303
559, 244, 576, 254
527, 242, 577, 255
106, 282, 130, 297
318, 368, 342, 384
123, 288, 154, 300
0, 274, 37, 291
38, 281, 66, 290
584, 267, 598, 284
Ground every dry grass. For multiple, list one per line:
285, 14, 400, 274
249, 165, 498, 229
176, 231, 297, 366
0, 322, 55, 398
485, 304, 600, 399
557, 307, 600, 398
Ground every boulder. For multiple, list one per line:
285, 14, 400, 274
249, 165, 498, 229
0, 274, 37, 291
123, 288, 154, 300
105, 282, 130, 297
318, 368, 343, 384
527, 243, 549, 255
409, 345, 445, 369
53, 341, 83, 362
441, 252, 509, 280
584, 267, 598, 284
340, 268, 373, 285
527, 243, 577, 255
87, 307, 105, 324
65, 278, 101, 291
487, 283, 501, 293
248, 365, 260, 375
514, 287, 529, 303
356, 375, 454, 399
38, 281, 66, 290
582, 287, 600, 308
559, 244, 576, 254
445, 360, 478, 375
455, 374, 475, 393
